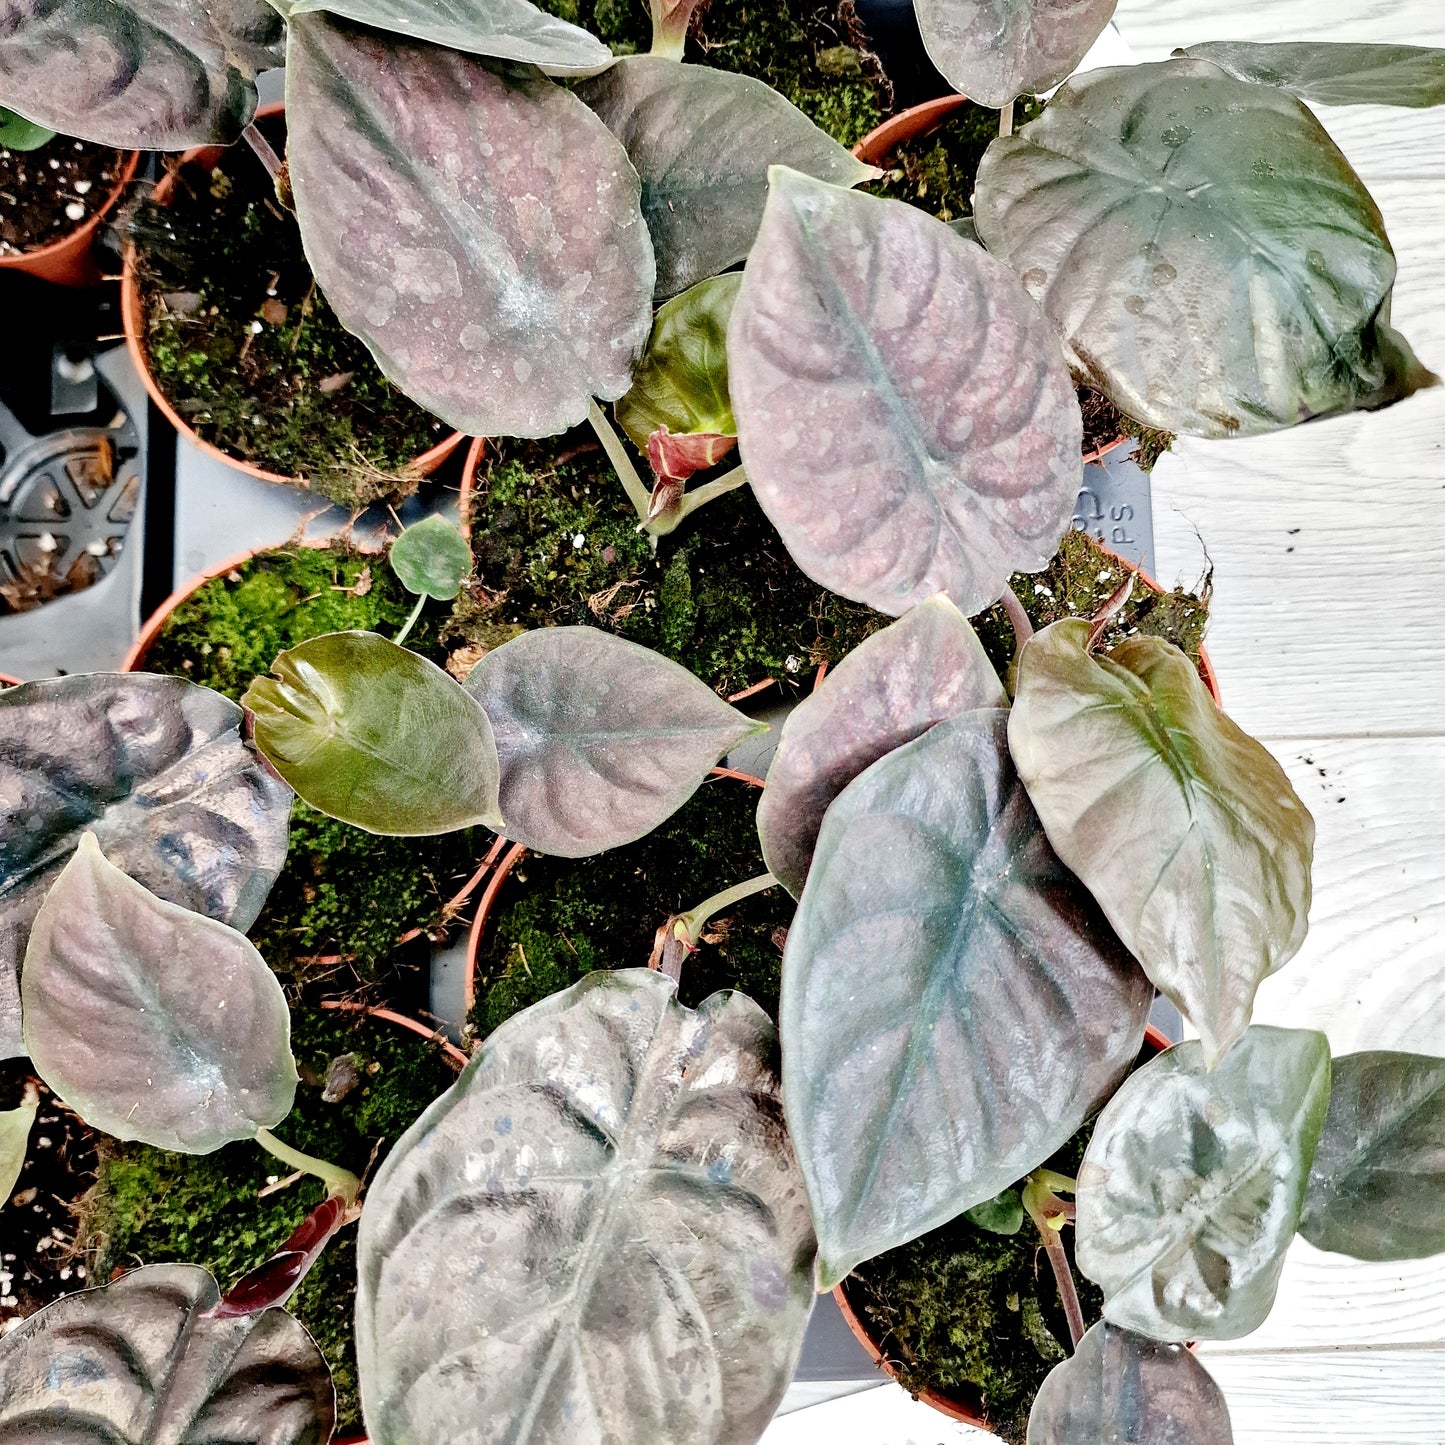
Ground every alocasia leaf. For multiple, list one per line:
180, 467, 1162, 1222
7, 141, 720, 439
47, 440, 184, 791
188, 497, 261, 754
278, 0, 614, 76
1, 1080, 36, 1203
729, 169, 1082, 618
285, 14, 655, 438
1008, 620, 1314, 1067
1300, 1050, 1445, 1261
615, 273, 740, 454
577, 59, 875, 298
782, 708, 1152, 1286
1028, 1321, 1234, 1445
966, 1188, 1024, 1236
1076, 1026, 1332, 1342
1180, 42, 1445, 109
757, 595, 1006, 898
0, 105, 53, 150
0, 1263, 335, 1443
22, 834, 297, 1154
915, 0, 1117, 109
244, 631, 501, 836
974, 60, 1438, 438
0, 673, 291, 1061
389, 514, 472, 601
0, 0, 282, 148
464, 627, 758, 857
356, 968, 815, 1445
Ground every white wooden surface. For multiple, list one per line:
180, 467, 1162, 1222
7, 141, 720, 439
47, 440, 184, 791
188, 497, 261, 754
1111, 1, 1445, 1439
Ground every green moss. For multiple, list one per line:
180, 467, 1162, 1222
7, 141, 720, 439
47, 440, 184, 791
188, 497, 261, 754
83, 1007, 457, 1432
130, 149, 449, 508
1121, 419, 1178, 473
470, 776, 790, 1037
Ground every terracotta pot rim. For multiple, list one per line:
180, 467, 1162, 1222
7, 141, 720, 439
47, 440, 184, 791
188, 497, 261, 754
119, 101, 461, 488
0, 672, 22, 687
319, 999, 470, 1072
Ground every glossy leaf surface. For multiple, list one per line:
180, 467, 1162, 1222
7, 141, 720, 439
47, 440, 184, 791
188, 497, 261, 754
286, 14, 654, 438
243, 631, 501, 836
975, 60, 1437, 438
1028, 1321, 1234, 1445
283, 0, 613, 75
0, 1083, 36, 1203
22, 834, 296, 1154
389, 514, 472, 600
1181, 42, 1445, 108
1076, 1027, 1331, 1342
782, 708, 1152, 1285
1300, 1050, 1445, 1260
465, 627, 757, 857
0, 0, 281, 148
0, 1263, 334, 1443
578, 59, 874, 297
216, 1196, 353, 1316
730, 169, 1082, 618
0, 672, 291, 1060
1009, 621, 1314, 1067
615, 273, 740, 454
757, 595, 1005, 897
357, 968, 815, 1445
915, 0, 1117, 109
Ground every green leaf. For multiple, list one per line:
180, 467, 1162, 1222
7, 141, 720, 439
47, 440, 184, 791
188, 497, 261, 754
577, 57, 875, 298
285, 14, 655, 439
757, 595, 1005, 898
1300, 1050, 1445, 1261
915, 0, 1118, 109
244, 631, 501, 836
1028, 1321, 1234, 1445
0, 1264, 334, 1443
0, 0, 282, 148
1008, 620, 1314, 1067
975, 59, 1439, 438
730, 169, 1082, 618
464, 627, 758, 856
356, 969, 815, 1445
0, 1083, 37, 1204
21, 834, 297, 1154
0, 673, 292, 1061
0, 106, 55, 150
781, 708, 1153, 1286
389, 514, 473, 601
1181, 41, 1445, 109
966, 1188, 1024, 1235
1076, 1026, 1332, 1342
615, 273, 739, 453
283, 0, 613, 76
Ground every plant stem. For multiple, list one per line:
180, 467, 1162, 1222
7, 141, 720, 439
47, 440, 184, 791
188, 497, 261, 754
999, 99, 1015, 139
1086, 570, 1135, 652
393, 592, 426, 647
675, 872, 778, 947
1022, 1174, 1085, 1351
999, 583, 1034, 651
255, 1127, 362, 1205
647, 464, 750, 537
588, 400, 653, 527
242, 123, 284, 182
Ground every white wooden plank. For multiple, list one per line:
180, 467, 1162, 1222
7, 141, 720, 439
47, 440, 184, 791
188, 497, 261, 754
1113, 0, 1445, 57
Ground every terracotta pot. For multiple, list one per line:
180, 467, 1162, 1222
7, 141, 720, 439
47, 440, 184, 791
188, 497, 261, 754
118, 102, 461, 489
0, 147, 140, 288
0, 673, 21, 687
833, 1022, 1174, 1431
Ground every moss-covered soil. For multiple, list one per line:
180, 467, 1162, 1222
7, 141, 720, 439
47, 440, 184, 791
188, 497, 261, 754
129, 118, 449, 508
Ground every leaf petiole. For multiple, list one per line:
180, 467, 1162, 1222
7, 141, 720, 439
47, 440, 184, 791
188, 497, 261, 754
999, 99, 1015, 139
588, 400, 655, 527
255, 1126, 361, 1205
1022, 1172, 1085, 1350
674, 872, 779, 948
392, 592, 426, 647
647, 465, 750, 537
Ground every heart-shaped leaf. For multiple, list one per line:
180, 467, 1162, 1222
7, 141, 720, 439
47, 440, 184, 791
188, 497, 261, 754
0, 673, 292, 1060
782, 708, 1153, 1286
615, 273, 740, 454
1300, 1050, 1445, 1261
1, 1081, 37, 1203
1008, 621, 1314, 1067
281, 0, 614, 76
915, 0, 1118, 109
22, 833, 297, 1154
0, 106, 53, 150
356, 968, 815, 1445
286, 14, 655, 438
245, 631, 501, 836
1180, 42, 1445, 109
1028, 1321, 1234, 1445
966, 1187, 1024, 1236
389, 515, 473, 601
0, 0, 282, 148
757, 595, 1006, 898
464, 626, 758, 857
730, 169, 1082, 618
0, 1263, 334, 1442
577, 58, 875, 298
1076, 1026, 1332, 1342
974, 60, 1438, 438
